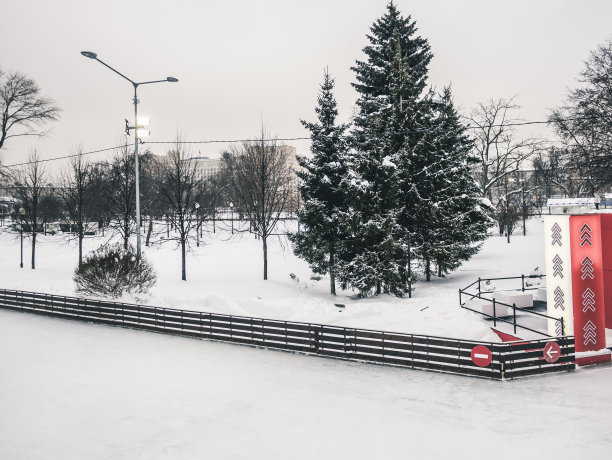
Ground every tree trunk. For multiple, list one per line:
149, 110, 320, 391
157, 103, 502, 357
262, 235, 268, 280
123, 219, 129, 250
181, 236, 186, 281
329, 251, 336, 296
425, 258, 431, 282
146, 215, 153, 246
31, 231, 36, 269
376, 280, 381, 295
78, 233, 83, 267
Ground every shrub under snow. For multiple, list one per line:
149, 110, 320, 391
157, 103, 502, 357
74, 244, 156, 298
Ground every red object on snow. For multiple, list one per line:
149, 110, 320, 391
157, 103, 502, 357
491, 328, 523, 343
576, 354, 612, 366
471, 345, 492, 367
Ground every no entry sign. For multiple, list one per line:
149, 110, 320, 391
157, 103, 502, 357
471, 345, 492, 367
543, 341, 561, 363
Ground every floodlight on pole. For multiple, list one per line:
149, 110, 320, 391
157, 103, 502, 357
80, 50, 178, 261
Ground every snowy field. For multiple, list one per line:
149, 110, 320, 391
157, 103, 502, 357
2, 219, 612, 459
1, 309, 611, 460
0, 218, 550, 341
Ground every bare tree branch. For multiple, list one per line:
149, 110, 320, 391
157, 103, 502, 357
12, 151, 47, 269
222, 127, 292, 280
468, 97, 542, 200
0, 70, 60, 151
157, 137, 208, 281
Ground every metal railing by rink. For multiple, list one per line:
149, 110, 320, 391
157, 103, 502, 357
459, 275, 565, 338
0, 288, 575, 380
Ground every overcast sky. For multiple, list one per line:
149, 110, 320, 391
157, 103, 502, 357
1, 0, 612, 173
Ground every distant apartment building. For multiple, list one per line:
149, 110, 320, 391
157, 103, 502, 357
193, 156, 222, 180
161, 145, 302, 212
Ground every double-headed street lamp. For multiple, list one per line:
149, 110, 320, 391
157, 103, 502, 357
80, 50, 178, 260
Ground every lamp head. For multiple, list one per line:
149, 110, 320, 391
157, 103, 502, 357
81, 51, 98, 59
167, 77, 179, 83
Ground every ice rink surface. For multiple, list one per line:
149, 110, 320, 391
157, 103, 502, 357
1, 310, 611, 460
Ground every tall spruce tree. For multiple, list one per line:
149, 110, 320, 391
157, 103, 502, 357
398, 87, 491, 281
290, 69, 351, 295
346, 2, 433, 296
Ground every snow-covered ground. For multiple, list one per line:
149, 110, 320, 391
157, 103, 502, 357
1, 309, 611, 460
2, 219, 612, 459
0, 218, 549, 341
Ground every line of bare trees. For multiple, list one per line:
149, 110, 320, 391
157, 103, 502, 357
3, 133, 295, 282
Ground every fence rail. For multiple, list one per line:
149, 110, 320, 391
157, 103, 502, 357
459, 275, 564, 338
0, 288, 575, 380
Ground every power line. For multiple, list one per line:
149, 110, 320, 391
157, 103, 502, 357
0, 145, 125, 169
143, 137, 311, 145
0, 115, 604, 170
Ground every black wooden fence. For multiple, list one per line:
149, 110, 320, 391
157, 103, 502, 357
0, 288, 575, 380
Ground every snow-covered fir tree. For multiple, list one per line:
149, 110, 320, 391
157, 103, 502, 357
290, 69, 351, 295
398, 87, 492, 281
345, 1, 432, 296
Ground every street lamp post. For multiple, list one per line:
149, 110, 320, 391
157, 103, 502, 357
80, 51, 178, 261
194, 202, 200, 247
19, 207, 25, 268
230, 202, 234, 234
520, 179, 527, 236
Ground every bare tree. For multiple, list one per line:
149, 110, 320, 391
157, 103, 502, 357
57, 151, 97, 266
533, 146, 583, 198
0, 70, 60, 151
222, 130, 292, 280
157, 139, 208, 281
549, 40, 612, 195
137, 150, 162, 247
12, 151, 46, 269
104, 144, 136, 250
468, 97, 540, 200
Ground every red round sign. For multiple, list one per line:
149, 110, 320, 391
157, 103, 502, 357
543, 341, 561, 363
471, 345, 492, 367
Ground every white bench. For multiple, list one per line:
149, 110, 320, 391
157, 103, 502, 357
476, 293, 533, 317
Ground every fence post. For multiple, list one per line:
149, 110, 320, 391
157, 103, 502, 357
459, 289, 462, 306
513, 304, 517, 334
493, 298, 497, 327
521, 274, 525, 292
561, 317, 565, 336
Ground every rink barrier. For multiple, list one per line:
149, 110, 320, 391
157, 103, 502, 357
0, 288, 575, 380
459, 274, 563, 338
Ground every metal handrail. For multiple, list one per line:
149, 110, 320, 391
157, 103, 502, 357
459, 274, 563, 338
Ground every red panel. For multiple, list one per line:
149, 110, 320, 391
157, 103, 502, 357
569, 215, 607, 353
601, 214, 612, 327
490, 328, 523, 343
576, 354, 612, 366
